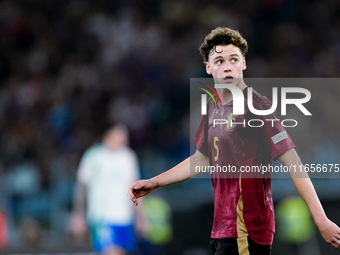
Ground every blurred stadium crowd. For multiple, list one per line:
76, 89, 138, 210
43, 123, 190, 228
0, 0, 340, 251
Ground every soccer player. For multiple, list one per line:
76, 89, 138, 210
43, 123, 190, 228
128, 27, 340, 255
72, 123, 140, 255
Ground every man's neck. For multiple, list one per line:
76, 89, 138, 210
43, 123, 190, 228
103, 141, 123, 150
217, 80, 247, 105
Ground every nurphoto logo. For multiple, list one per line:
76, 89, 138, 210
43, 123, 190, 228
200, 84, 312, 128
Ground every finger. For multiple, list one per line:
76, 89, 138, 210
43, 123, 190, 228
127, 188, 136, 200
335, 237, 340, 248
127, 185, 140, 204
127, 192, 138, 204
127, 191, 134, 201
331, 241, 340, 249
134, 181, 144, 190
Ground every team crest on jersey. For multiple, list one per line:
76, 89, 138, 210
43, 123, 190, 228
271, 131, 288, 144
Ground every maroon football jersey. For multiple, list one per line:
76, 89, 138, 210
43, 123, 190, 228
193, 87, 295, 245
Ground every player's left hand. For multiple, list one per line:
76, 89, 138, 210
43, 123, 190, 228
317, 218, 340, 249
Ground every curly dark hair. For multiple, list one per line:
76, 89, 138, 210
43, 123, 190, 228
199, 27, 248, 62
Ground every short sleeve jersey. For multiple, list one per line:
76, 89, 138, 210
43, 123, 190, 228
193, 87, 295, 245
77, 145, 140, 225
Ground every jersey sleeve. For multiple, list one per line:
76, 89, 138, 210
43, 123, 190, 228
193, 114, 209, 156
250, 92, 296, 160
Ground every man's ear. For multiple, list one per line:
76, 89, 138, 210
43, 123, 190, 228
206, 61, 212, 74
242, 57, 246, 70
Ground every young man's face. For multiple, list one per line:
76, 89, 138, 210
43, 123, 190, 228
104, 127, 128, 149
205, 44, 246, 87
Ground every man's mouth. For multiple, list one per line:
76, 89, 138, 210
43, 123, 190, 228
224, 76, 233, 80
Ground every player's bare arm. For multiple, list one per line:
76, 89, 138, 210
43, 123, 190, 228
128, 149, 209, 206
278, 148, 340, 249
71, 182, 88, 237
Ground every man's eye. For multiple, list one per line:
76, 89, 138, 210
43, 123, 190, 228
231, 58, 238, 63
216, 60, 222, 64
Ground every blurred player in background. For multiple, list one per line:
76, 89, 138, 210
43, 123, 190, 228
128, 27, 340, 255
72, 123, 140, 255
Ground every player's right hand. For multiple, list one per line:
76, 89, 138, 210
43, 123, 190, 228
70, 212, 87, 238
317, 218, 340, 249
128, 179, 155, 206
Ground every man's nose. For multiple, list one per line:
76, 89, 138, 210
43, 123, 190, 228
224, 63, 231, 72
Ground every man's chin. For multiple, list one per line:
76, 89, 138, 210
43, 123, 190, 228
224, 79, 235, 84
